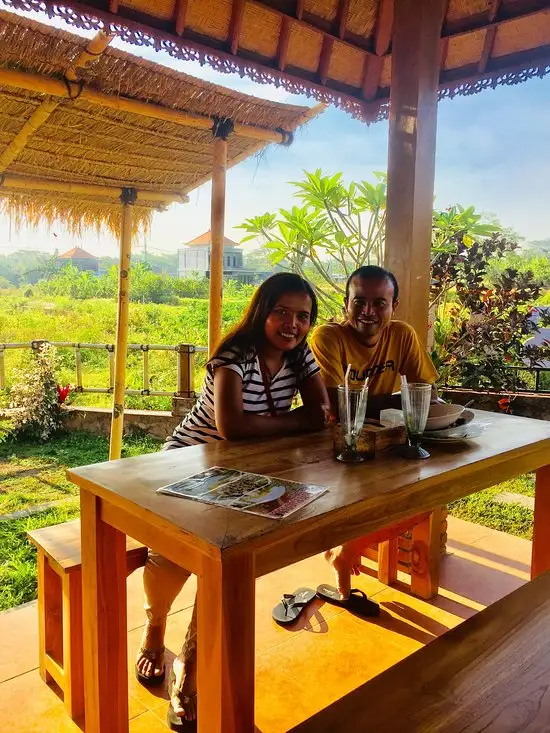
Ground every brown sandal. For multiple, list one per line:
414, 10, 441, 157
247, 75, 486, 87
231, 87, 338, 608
135, 646, 165, 687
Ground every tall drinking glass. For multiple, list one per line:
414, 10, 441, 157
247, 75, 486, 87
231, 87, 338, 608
399, 383, 431, 459
336, 385, 369, 463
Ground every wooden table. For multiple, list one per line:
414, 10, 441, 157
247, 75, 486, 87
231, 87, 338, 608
67, 410, 550, 733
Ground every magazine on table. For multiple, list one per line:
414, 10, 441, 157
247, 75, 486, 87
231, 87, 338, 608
156, 466, 327, 519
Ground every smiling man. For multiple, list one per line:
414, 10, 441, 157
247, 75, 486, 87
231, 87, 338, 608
310, 265, 438, 419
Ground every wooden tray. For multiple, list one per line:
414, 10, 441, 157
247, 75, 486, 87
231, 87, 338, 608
333, 419, 407, 458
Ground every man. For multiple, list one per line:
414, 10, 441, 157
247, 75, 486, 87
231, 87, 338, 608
310, 264, 438, 418
310, 265, 439, 598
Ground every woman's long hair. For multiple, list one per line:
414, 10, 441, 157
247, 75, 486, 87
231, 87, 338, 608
212, 273, 318, 362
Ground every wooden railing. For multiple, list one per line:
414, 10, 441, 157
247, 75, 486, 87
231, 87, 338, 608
0, 340, 206, 398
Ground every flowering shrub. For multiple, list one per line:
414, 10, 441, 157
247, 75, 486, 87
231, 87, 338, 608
431, 234, 550, 391
9, 343, 63, 441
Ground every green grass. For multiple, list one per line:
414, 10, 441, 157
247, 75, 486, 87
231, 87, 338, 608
448, 474, 535, 540
0, 430, 162, 611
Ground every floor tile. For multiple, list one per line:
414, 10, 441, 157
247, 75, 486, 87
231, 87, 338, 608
438, 551, 526, 607
0, 670, 82, 732
0, 602, 39, 683
446, 515, 492, 547
129, 710, 171, 732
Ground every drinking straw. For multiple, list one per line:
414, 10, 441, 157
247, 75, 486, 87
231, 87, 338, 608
344, 363, 351, 436
357, 375, 369, 433
400, 374, 409, 416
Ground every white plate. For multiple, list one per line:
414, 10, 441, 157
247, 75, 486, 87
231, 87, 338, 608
423, 424, 485, 442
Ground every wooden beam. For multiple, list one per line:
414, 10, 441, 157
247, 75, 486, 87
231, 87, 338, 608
318, 37, 334, 85
174, 0, 189, 36
65, 30, 113, 83
0, 68, 292, 145
229, 0, 246, 55
384, 0, 446, 345
109, 0, 118, 12
361, 0, 393, 100
336, 0, 350, 39
296, 0, 305, 21
478, 0, 501, 72
277, 16, 291, 71
0, 174, 188, 204
208, 136, 227, 356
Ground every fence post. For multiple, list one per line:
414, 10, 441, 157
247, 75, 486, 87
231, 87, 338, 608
0, 346, 4, 390
176, 344, 195, 398
141, 344, 150, 395
74, 344, 83, 392
107, 344, 115, 391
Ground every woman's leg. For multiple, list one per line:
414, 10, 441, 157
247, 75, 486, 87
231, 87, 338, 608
136, 550, 192, 681
168, 597, 198, 723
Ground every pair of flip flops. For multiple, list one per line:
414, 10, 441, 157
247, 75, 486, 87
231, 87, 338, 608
272, 584, 380, 625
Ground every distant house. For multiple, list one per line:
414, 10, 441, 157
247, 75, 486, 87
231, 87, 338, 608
56, 247, 99, 273
177, 231, 258, 284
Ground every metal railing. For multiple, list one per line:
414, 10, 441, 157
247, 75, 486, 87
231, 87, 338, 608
0, 340, 207, 397
444, 365, 550, 394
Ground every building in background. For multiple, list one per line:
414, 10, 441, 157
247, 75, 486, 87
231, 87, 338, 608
56, 247, 99, 273
178, 231, 260, 284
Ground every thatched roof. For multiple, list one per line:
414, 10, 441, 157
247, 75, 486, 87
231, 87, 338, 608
3, 0, 549, 122
0, 9, 323, 235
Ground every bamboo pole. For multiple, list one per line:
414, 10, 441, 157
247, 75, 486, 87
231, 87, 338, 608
0, 99, 59, 173
109, 188, 135, 460
0, 68, 291, 145
0, 32, 113, 174
208, 136, 228, 356
0, 174, 188, 204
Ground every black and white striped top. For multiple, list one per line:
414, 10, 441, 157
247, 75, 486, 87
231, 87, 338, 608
164, 344, 320, 448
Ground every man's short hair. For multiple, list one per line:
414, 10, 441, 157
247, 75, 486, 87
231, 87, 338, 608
345, 265, 399, 302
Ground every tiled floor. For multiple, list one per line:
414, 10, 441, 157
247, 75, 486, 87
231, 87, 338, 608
0, 517, 532, 732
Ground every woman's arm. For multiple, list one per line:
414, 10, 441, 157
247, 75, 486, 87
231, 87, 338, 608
214, 367, 328, 440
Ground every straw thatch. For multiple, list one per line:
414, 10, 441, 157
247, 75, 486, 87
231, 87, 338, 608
5, 0, 549, 122
0, 9, 323, 235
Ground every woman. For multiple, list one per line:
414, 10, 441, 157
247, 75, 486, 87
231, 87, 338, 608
135, 273, 329, 728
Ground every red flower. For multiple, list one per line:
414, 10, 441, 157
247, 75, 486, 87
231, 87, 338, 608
56, 384, 71, 404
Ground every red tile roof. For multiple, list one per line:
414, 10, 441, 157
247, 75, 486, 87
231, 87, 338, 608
186, 231, 240, 248
57, 247, 98, 260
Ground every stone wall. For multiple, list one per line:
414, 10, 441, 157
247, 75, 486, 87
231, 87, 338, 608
61, 406, 180, 440
442, 389, 550, 421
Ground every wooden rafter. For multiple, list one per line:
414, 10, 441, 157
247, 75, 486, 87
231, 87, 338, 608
361, 0, 393, 100
336, 0, 350, 39
277, 16, 291, 71
229, 0, 245, 55
174, 0, 189, 36
318, 37, 334, 85
478, 0, 501, 72
0, 68, 295, 145
296, 0, 305, 21
109, 0, 118, 13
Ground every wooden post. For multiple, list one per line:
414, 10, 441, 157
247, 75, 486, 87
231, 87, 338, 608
109, 188, 136, 460
208, 120, 231, 356
384, 0, 445, 345
531, 464, 550, 579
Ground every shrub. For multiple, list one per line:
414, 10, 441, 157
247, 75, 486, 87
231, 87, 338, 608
9, 343, 63, 441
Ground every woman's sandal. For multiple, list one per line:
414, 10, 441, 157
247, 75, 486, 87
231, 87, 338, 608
134, 646, 166, 687
167, 667, 197, 731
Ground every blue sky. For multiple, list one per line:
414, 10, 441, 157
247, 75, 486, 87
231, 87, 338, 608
1, 7, 549, 258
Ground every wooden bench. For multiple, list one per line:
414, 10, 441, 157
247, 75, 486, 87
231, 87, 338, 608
27, 519, 147, 721
291, 570, 550, 732
363, 509, 442, 599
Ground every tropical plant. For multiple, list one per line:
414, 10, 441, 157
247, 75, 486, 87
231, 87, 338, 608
8, 343, 64, 441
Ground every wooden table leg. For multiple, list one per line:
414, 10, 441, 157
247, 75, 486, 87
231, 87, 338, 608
197, 552, 255, 733
531, 465, 550, 579
411, 507, 441, 600
80, 489, 129, 733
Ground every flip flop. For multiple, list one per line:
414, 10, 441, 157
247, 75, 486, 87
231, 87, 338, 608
316, 584, 380, 618
167, 703, 197, 731
272, 587, 317, 625
135, 646, 165, 687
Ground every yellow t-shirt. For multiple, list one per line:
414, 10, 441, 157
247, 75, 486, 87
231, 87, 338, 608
309, 320, 438, 395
